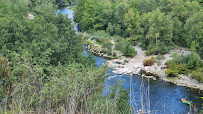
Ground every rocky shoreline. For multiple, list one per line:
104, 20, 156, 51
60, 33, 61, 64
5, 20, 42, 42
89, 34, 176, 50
85, 43, 117, 59
107, 46, 203, 92
108, 62, 203, 92
85, 41, 203, 92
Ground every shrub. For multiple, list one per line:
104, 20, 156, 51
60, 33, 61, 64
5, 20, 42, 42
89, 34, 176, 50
92, 35, 102, 43
115, 41, 127, 52
145, 41, 170, 56
126, 37, 137, 46
165, 69, 179, 77
159, 42, 169, 54
124, 60, 129, 63
91, 31, 111, 44
191, 68, 203, 83
101, 48, 112, 56
145, 48, 157, 56
86, 40, 93, 45
165, 52, 202, 78
156, 54, 165, 61
186, 52, 203, 70
83, 34, 91, 39
165, 60, 173, 65
165, 62, 191, 77
101, 48, 108, 54
143, 57, 155, 66
102, 40, 113, 49
107, 49, 112, 56
177, 64, 191, 75
123, 44, 137, 57
113, 52, 117, 57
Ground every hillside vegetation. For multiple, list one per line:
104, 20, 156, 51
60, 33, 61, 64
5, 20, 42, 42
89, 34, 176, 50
0, 0, 131, 113
74, 0, 203, 81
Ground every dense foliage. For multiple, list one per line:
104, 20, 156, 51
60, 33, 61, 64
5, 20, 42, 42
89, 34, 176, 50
0, 0, 132, 113
74, 0, 203, 82
0, 1, 83, 68
123, 43, 137, 57
74, 0, 203, 58
165, 44, 203, 79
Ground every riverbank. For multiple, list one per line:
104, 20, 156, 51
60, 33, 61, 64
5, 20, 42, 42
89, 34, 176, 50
84, 36, 203, 91
107, 46, 203, 91
84, 33, 119, 60
66, 6, 203, 113
85, 43, 117, 60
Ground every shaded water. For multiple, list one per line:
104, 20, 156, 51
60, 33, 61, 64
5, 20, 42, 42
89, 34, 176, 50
58, 6, 203, 114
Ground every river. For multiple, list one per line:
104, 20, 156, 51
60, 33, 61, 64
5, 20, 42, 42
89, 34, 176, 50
56, 6, 203, 114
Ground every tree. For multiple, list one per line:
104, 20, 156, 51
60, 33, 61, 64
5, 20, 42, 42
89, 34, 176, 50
124, 8, 140, 36
112, 1, 129, 36
100, 0, 113, 30
171, 16, 186, 46
140, 9, 173, 54
0, 5, 83, 67
74, 0, 103, 31
171, 1, 201, 23
137, 0, 157, 14
158, 0, 183, 13
184, 10, 203, 58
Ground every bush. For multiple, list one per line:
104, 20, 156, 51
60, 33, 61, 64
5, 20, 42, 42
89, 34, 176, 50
101, 48, 108, 54
191, 68, 203, 83
165, 61, 191, 77
83, 34, 91, 39
126, 37, 137, 46
156, 54, 165, 61
91, 31, 111, 44
102, 48, 112, 56
113, 52, 117, 57
177, 64, 191, 75
92, 35, 101, 43
165, 52, 202, 78
115, 38, 128, 52
165, 60, 173, 65
143, 57, 155, 66
86, 40, 93, 45
123, 44, 137, 57
165, 69, 179, 77
145, 41, 170, 56
102, 40, 113, 49
107, 49, 112, 56
124, 60, 129, 63
159, 42, 169, 54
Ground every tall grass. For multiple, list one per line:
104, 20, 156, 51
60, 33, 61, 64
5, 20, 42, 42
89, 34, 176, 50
0, 55, 133, 113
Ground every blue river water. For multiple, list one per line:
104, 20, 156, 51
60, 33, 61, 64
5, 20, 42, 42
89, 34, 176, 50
57, 6, 203, 114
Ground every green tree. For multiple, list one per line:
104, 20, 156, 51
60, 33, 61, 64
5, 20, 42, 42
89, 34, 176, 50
112, 1, 129, 36
74, 0, 103, 31
137, 0, 157, 14
124, 8, 140, 36
171, 1, 201, 23
184, 10, 203, 58
100, 0, 113, 30
140, 9, 173, 54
